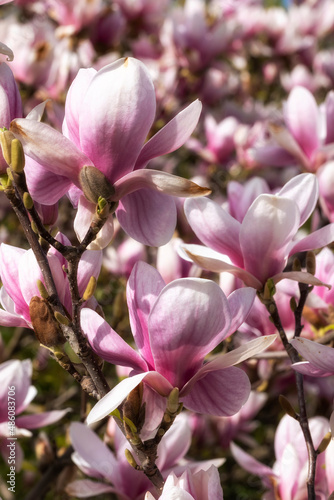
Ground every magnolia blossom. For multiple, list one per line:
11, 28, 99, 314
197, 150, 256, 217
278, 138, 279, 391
10, 57, 209, 247
66, 414, 223, 499
83, 261, 277, 425
145, 465, 224, 500
0, 359, 68, 469
231, 414, 332, 500
183, 173, 334, 289
0, 235, 102, 330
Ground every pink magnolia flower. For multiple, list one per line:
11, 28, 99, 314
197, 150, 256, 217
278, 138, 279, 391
290, 337, 334, 378
0, 235, 102, 330
10, 57, 209, 247
231, 414, 332, 500
183, 173, 334, 289
66, 414, 223, 499
145, 465, 224, 500
82, 261, 277, 424
0, 359, 69, 469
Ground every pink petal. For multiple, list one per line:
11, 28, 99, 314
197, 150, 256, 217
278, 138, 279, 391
0, 308, 28, 328
113, 169, 211, 200
181, 366, 250, 416
0, 244, 27, 317
272, 271, 330, 288
226, 287, 257, 336
289, 223, 334, 256
278, 173, 318, 226
10, 118, 88, 186
65, 480, 117, 498
79, 58, 156, 183
127, 262, 165, 369
268, 123, 310, 168
0, 359, 32, 415
231, 442, 275, 479
284, 86, 320, 160
184, 197, 243, 266
81, 308, 147, 371
157, 413, 192, 470
74, 196, 114, 250
149, 278, 231, 388
15, 408, 70, 429
77, 250, 103, 296
134, 100, 202, 170
290, 337, 334, 375
116, 189, 177, 246
240, 195, 300, 284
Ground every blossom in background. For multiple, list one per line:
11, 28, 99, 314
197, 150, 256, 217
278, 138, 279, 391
82, 261, 277, 425
182, 173, 334, 289
0, 359, 69, 469
231, 414, 333, 500
10, 57, 210, 248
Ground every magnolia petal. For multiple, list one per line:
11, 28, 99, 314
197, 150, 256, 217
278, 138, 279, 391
16, 408, 70, 429
278, 173, 318, 226
157, 413, 192, 470
65, 480, 117, 498
268, 122, 310, 168
81, 308, 147, 372
252, 144, 297, 167
290, 361, 332, 377
283, 86, 320, 160
10, 119, 88, 186
74, 196, 114, 250
0, 359, 32, 415
226, 287, 257, 336
127, 262, 165, 369
116, 189, 177, 246
240, 194, 300, 285
0, 244, 27, 317
149, 278, 231, 388
86, 372, 172, 426
113, 169, 211, 200
79, 57, 156, 183
134, 100, 202, 170
289, 223, 334, 256
0, 309, 28, 328
181, 334, 277, 396
181, 366, 250, 416
0, 42, 14, 61
272, 270, 331, 288
26, 101, 48, 122
290, 337, 334, 375
77, 250, 103, 296
183, 245, 262, 289
231, 442, 275, 479
184, 197, 243, 266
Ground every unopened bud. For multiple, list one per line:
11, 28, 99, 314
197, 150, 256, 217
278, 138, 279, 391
29, 296, 66, 347
23, 192, 33, 210
263, 279, 276, 300
10, 138, 25, 172
293, 257, 302, 272
79, 166, 115, 204
54, 310, 70, 326
279, 394, 297, 419
0, 129, 15, 166
37, 279, 49, 299
82, 276, 97, 301
306, 251, 316, 276
317, 431, 332, 453
124, 449, 139, 470
97, 196, 109, 218
167, 387, 180, 414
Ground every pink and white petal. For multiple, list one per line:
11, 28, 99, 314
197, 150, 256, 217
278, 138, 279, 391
231, 442, 276, 480
65, 480, 118, 498
289, 223, 334, 256
180, 366, 250, 416
0, 41, 14, 61
183, 245, 262, 289
134, 100, 202, 170
113, 169, 210, 200
0, 244, 27, 316
86, 372, 172, 426
181, 335, 277, 396
252, 145, 297, 168
226, 287, 257, 337
325, 92, 334, 144
74, 196, 114, 250
291, 361, 333, 377
278, 173, 318, 226
77, 250, 103, 296
240, 195, 300, 284
0, 308, 28, 328
16, 408, 70, 429
10, 118, 88, 186
283, 86, 320, 159
228, 177, 270, 223
0, 359, 32, 415
184, 198, 243, 266
25, 157, 73, 205
290, 337, 334, 374
79, 58, 156, 183
64, 68, 96, 147
268, 123, 310, 168
157, 413, 192, 470
140, 387, 166, 441
272, 270, 330, 288
127, 262, 165, 369
81, 308, 147, 371
116, 189, 177, 247
149, 278, 231, 388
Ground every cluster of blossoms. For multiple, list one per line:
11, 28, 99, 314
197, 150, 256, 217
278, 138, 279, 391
0, 0, 334, 499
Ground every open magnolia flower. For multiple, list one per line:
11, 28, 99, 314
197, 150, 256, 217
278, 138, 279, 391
82, 262, 277, 424
10, 56, 210, 248
182, 173, 334, 290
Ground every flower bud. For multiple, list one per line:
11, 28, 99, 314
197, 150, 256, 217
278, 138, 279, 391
10, 138, 25, 172
82, 276, 97, 301
29, 296, 66, 347
23, 192, 33, 210
306, 251, 316, 276
79, 166, 115, 204
317, 431, 332, 453
279, 394, 297, 419
0, 129, 15, 166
